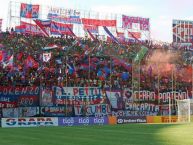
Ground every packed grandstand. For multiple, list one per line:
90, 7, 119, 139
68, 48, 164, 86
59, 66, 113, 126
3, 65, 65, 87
0, 2, 193, 127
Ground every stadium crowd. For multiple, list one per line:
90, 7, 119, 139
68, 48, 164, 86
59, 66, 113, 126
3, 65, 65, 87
0, 30, 192, 92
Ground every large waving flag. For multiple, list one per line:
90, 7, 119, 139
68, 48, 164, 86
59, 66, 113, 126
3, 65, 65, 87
25, 55, 39, 69
34, 19, 50, 37
66, 25, 76, 37
134, 46, 148, 63
66, 63, 76, 75
15, 25, 26, 33
87, 29, 97, 41
103, 26, 120, 44
2, 55, 14, 68
42, 44, 58, 51
50, 21, 74, 36
0, 50, 5, 62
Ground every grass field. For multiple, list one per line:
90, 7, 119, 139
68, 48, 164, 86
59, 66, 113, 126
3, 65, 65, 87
0, 123, 193, 145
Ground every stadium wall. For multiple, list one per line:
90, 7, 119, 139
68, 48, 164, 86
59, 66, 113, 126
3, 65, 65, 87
1, 116, 193, 127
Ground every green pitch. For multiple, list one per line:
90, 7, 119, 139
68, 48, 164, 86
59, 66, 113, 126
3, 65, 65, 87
0, 123, 193, 145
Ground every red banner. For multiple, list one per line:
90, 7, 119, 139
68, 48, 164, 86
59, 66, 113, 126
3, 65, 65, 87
0, 102, 17, 108
82, 18, 116, 27
0, 50, 3, 62
122, 15, 149, 31
128, 32, 141, 39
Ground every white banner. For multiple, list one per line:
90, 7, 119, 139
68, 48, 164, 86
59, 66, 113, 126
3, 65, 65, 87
106, 91, 119, 109
1, 117, 58, 128
43, 52, 52, 62
2, 108, 18, 118
74, 104, 111, 116
18, 107, 39, 117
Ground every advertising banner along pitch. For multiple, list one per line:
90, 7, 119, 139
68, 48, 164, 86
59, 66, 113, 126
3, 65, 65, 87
1, 117, 58, 128
58, 117, 108, 126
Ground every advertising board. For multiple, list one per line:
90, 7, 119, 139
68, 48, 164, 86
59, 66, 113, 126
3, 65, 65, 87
58, 117, 108, 126
1, 117, 58, 128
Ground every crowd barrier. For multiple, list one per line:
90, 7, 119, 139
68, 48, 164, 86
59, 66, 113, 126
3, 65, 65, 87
1, 116, 117, 128
1, 116, 192, 128
146, 116, 178, 123
1, 117, 58, 128
117, 116, 147, 124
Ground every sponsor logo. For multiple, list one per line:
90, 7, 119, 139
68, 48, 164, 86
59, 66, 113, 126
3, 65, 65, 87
94, 118, 105, 124
58, 117, 108, 126
117, 119, 124, 124
62, 118, 74, 126
117, 117, 147, 124
4, 117, 56, 127
78, 117, 89, 125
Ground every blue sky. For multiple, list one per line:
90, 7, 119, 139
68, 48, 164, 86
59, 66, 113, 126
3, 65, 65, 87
0, 0, 193, 42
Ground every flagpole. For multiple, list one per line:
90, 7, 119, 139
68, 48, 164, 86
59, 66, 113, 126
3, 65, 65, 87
110, 55, 112, 109
29, 0, 32, 34
132, 60, 134, 102
65, 55, 68, 116
87, 11, 91, 118
8, 1, 12, 30
88, 53, 91, 86
139, 62, 141, 103
39, 47, 43, 115
158, 62, 160, 107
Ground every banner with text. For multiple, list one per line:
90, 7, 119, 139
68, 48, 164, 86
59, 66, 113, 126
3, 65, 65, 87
1, 117, 58, 128
82, 18, 116, 27
40, 106, 73, 117
20, 21, 44, 35
53, 87, 102, 105
48, 7, 80, 18
58, 117, 108, 126
122, 15, 149, 31
0, 86, 39, 108
74, 104, 111, 116
117, 116, 147, 124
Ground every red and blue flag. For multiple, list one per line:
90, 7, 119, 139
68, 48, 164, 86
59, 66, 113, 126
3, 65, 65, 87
20, 3, 39, 18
